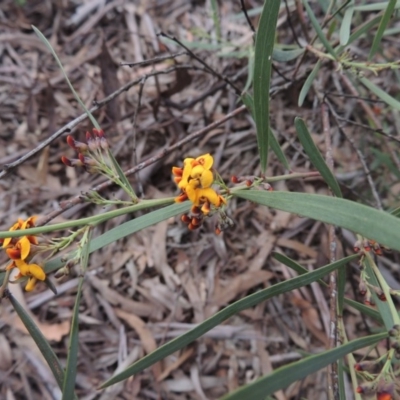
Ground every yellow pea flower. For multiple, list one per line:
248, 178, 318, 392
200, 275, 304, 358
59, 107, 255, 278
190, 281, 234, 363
6, 236, 32, 260
13, 259, 46, 292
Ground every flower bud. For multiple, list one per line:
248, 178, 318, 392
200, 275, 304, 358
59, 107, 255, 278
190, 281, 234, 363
181, 214, 191, 224
61, 156, 72, 167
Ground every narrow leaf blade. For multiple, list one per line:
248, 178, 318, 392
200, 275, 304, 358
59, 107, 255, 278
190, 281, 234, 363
220, 332, 387, 399
272, 252, 327, 286
270, 128, 290, 170
32, 26, 100, 130
360, 76, 400, 111
107, 151, 137, 200
343, 298, 383, 324
242, 93, 290, 169
340, 6, 355, 46
8, 293, 65, 389
234, 190, 400, 252
253, 0, 280, 173
100, 255, 357, 388
369, 0, 397, 59
62, 229, 92, 400
299, 60, 321, 106
303, 0, 337, 59
41, 202, 191, 277
295, 117, 342, 197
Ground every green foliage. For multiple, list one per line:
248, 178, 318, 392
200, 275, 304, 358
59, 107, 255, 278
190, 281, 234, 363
3, 2, 400, 398
253, 0, 280, 173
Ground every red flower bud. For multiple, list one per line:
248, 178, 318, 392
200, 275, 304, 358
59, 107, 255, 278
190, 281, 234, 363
181, 214, 191, 224
67, 135, 77, 150
188, 223, 200, 230
61, 156, 72, 167
191, 206, 201, 215
191, 217, 202, 226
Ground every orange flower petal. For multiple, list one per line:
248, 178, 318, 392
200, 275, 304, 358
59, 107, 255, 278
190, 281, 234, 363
27, 235, 39, 245
174, 193, 188, 203
201, 201, 211, 215
6, 247, 21, 260
21, 216, 37, 230
172, 167, 183, 177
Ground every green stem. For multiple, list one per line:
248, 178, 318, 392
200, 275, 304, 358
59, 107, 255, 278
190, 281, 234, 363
265, 171, 321, 182
366, 252, 400, 326
0, 197, 175, 239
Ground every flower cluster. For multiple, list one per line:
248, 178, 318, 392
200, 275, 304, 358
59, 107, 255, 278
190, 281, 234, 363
354, 238, 386, 256
353, 325, 400, 399
61, 128, 108, 174
172, 154, 227, 231
62, 128, 137, 202
1, 217, 46, 292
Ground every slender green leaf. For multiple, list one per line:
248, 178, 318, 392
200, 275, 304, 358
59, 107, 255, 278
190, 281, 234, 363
62, 229, 92, 400
32, 26, 100, 130
221, 332, 387, 400
32, 26, 138, 201
242, 93, 290, 169
337, 257, 346, 315
299, 60, 321, 106
295, 118, 342, 197
343, 298, 383, 324
270, 128, 290, 170
39, 202, 191, 277
241, 92, 254, 114
344, 16, 380, 48
352, 1, 400, 12
8, 293, 65, 389
359, 76, 400, 111
369, 0, 397, 59
338, 359, 346, 400
303, 0, 337, 59
100, 255, 357, 388
272, 252, 327, 286
340, 6, 355, 45
107, 151, 137, 200
242, 49, 255, 93
272, 48, 304, 62
62, 280, 83, 400
210, 0, 221, 41
253, 0, 280, 173
88, 202, 190, 254
390, 206, 400, 217
234, 190, 400, 252
363, 255, 395, 330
